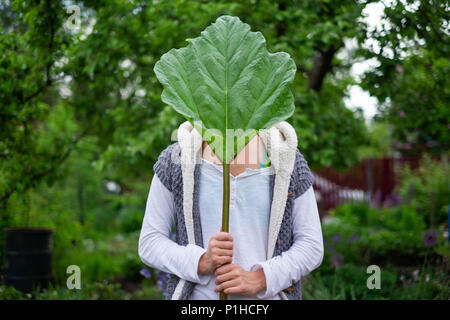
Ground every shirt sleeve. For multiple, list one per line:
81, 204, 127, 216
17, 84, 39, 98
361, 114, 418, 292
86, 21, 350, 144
138, 174, 210, 285
250, 185, 324, 299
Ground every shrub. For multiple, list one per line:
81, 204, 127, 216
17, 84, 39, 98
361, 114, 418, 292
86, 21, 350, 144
395, 153, 450, 227
118, 207, 145, 233
303, 262, 449, 300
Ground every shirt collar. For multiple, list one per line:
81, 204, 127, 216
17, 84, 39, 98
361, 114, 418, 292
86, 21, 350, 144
200, 158, 274, 179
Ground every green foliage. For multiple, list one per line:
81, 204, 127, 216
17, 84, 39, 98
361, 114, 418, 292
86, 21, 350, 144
3, 0, 448, 209
0, 279, 164, 300
303, 264, 398, 300
357, 121, 392, 159
118, 207, 145, 233
0, 0, 76, 208
324, 201, 445, 262
310, 198, 449, 300
56, 232, 143, 284
395, 153, 450, 227
1, 0, 448, 301
155, 15, 296, 163
303, 262, 449, 300
292, 80, 370, 169
0, 136, 149, 285
329, 202, 427, 234
361, 0, 449, 154
0, 284, 25, 300
1, 0, 375, 210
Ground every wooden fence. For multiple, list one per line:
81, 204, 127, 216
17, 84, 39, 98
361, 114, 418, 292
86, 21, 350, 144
312, 155, 427, 216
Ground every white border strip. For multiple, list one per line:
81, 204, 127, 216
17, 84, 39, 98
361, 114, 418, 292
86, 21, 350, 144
172, 122, 203, 299
172, 279, 186, 300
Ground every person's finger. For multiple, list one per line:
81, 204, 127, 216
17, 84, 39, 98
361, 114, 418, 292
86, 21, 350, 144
215, 263, 236, 276
224, 286, 246, 295
215, 241, 233, 250
215, 278, 240, 292
212, 232, 233, 241
213, 256, 232, 267
215, 269, 238, 285
211, 248, 233, 257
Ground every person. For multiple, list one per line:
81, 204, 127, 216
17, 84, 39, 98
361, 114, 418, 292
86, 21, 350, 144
138, 120, 324, 300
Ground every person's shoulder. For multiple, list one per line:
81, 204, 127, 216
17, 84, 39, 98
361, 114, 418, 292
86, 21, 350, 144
153, 142, 181, 192
294, 148, 310, 167
155, 142, 181, 164
290, 148, 314, 199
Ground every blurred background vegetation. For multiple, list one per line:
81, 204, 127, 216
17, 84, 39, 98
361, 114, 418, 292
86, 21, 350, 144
0, 0, 448, 299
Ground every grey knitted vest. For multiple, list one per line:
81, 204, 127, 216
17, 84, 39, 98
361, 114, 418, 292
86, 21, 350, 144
153, 140, 314, 300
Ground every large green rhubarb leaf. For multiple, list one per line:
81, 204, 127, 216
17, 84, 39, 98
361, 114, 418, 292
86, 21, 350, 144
154, 15, 296, 164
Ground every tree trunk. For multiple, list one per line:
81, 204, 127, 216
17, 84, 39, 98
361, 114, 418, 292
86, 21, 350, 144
307, 45, 340, 92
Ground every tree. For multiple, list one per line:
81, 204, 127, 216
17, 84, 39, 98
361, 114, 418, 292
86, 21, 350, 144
1, 0, 375, 210
0, 0, 83, 208
80, 0, 372, 171
360, 0, 449, 155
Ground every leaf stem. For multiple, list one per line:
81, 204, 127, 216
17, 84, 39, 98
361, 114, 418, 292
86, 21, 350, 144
220, 162, 230, 300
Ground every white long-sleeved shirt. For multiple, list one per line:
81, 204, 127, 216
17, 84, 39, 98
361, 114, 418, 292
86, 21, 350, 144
138, 158, 324, 300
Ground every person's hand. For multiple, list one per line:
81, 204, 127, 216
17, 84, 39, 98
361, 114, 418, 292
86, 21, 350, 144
214, 263, 266, 296
198, 232, 233, 275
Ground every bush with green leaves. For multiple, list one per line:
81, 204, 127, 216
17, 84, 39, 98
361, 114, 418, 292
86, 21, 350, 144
324, 201, 447, 262
316, 198, 449, 300
302, 261, 449, 300
314, 198, 450, 299
395, 153, 450, 227
328, 201, 427, 232
0, 279, 164, 300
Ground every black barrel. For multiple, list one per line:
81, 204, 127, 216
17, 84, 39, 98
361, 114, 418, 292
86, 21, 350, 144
4, 228, 53, 293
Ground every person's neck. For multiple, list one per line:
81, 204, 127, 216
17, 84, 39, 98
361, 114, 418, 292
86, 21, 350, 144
201, 135, 265, 177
